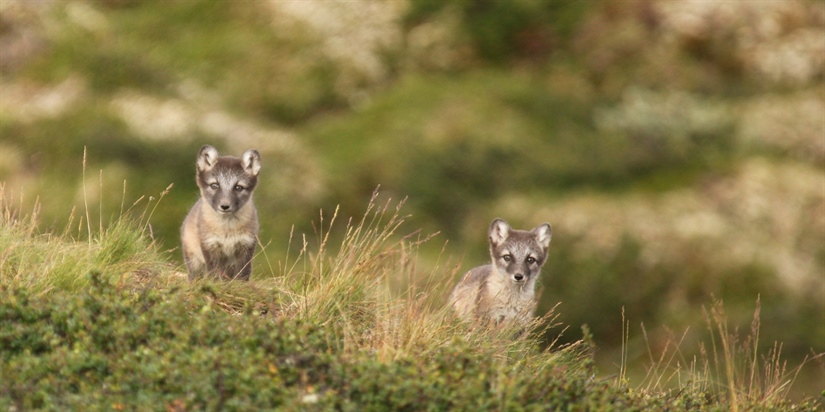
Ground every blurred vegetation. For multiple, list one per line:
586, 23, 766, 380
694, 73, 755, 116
405, 0, 589, 62
1, 0, 823, 401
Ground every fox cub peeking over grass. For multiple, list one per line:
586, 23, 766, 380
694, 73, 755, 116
450, 218, 552, 325
181, 145, 261, 281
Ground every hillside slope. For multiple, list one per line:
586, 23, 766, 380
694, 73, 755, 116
1, 196, 821, 410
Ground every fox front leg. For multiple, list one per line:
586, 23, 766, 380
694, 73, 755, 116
233, 245, 255, 281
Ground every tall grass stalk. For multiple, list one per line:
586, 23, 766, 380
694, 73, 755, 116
706, 298, 821, 408
625, 296, 822, 409
82, 146, 91, 245
1, 164, 174, 295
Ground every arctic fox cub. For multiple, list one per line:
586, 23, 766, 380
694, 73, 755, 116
450, 218, 552, 324
181, 145, 261, 281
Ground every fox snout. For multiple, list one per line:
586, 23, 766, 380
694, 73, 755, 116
498, 258, 533, 283
511, 266, 530, 282
215, 201, 233, 213
211, 190, 240, 213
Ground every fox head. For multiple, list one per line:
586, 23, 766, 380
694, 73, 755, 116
195, 145, 261, 215
488, 218, 552, 284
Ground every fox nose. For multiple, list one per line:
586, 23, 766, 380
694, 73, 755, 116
514, 273, 524, 281
220, 204, 230, 211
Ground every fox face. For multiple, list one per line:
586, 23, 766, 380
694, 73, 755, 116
489, 218, 552, 284
196, 145, 261, 214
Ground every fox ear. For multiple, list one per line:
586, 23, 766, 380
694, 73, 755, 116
532, 223, 552, 250
242, 149, 261, 176
197, 145, 219, 172
489, 218, 511, 247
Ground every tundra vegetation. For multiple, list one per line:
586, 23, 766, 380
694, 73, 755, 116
1, 191, 821, 410
1, 0, 823, 408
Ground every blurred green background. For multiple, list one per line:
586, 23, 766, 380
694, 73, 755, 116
1, 0, 823, 394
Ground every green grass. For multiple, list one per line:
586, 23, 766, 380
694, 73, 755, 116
1, 187, 821, 410
0, 182, 173, 295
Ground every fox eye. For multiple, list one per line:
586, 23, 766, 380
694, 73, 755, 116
502, 254, 513, 262
526, 257, 537, 264
209, 183, 219, 190
233, 185, 244, 192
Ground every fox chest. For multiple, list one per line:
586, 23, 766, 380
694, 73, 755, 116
488, 295, 534, 314
201, 231, 255, 260
482, 285, 536, 323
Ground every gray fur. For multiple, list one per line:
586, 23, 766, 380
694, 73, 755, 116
450, 218, 552, 324
181, 145, 260, 281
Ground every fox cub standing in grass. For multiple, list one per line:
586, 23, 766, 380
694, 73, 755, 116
450, 218, 552, 325
181, 145, 261, 281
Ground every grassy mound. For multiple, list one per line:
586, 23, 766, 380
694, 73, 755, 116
1, 189, 820, 411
